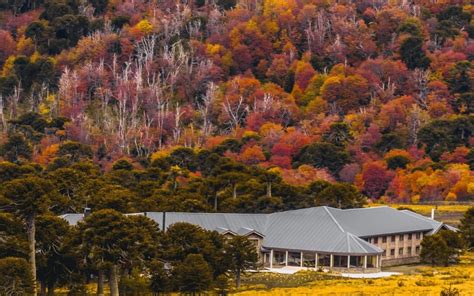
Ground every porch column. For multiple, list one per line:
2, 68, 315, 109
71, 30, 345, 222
363, 256, 367, 269
315, 253, 318, 269
330, 254, 334, 268
269, 249, 273, 269
347, 255, 350, 269
285, 250, 288, 266
375, 255, 379, 268
299, 252, 303, 267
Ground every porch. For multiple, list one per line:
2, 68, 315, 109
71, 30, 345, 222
262, 249, 382, 272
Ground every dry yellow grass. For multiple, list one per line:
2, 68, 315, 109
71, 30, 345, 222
367, 203, 472, 226
235, 253, 474, 296
367, 203, 471, 215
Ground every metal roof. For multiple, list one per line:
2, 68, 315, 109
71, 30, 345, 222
326, 206, 439, 237
59, 213, 85, 226
59, 206, 453, 256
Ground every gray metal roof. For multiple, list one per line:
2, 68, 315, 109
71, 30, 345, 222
59, 213, 85, 226
326, 206, 439, 237
399, 210, 459, 234
262, 207, 382, 255
60, 206, 453, 256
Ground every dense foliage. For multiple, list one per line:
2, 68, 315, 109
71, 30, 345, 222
0, 0, 473, 294
0, 0, 472, 203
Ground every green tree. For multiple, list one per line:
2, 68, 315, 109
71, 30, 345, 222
315, 183, 366, 209
420, 235, 454, 266
0, 213, 28, 259
0, 257, 34, 295
173, 254, 212, 295
36, 215, 70, 295
0, 162, 35, 184
418, 116, 473, 161
293, 142, 350, 174
399, 36, 430, 69
219, 172, 248, 199
0, 134, 33, 163
225, 236, 258, 288
460, 207, 474, 249
322, 122, 353, 147
48, 167, 90, 212
57, 141, 93, 162
77, 210, 160, 296
149, 260, 171, 295
168, 147, 197, 171
386, 155, 410, 170
112, 159, 134, 171
1, 176, 54, 296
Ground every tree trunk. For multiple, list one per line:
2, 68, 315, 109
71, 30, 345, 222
236, 269, 241, 289
97, 270, 104, 296
233, 184, 237, 199
40, 281, 46, 296
266, 182, 272, 198
47, 282, 55, 296
27, 215, 37, 296
109, 265, 119, 296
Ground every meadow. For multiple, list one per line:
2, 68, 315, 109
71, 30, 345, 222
236, 253, 474, 296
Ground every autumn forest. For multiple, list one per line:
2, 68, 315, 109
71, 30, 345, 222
0, 0, 473, 294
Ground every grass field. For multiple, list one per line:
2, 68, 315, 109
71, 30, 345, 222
236, 253, 474, 296
367, 203, 472, 226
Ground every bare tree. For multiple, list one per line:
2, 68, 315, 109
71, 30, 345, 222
0, 95, 6, 132
413, 69, 430, 110
223, 96, 248, 132
198, 82, 217, 143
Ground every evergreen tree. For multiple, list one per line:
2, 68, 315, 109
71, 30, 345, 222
173, 254, 212, 295
399, 36, 430, 69
225, 236, 258, 288
0, 257, 34, 295
1, 176, 54, 296
460, 207, 474, 249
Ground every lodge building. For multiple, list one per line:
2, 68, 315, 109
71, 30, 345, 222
61, 206, 457, 273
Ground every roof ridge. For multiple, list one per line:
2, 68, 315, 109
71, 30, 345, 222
349, 233, 367, 252
346, 233, 351, 252
342, 206, 389, 211
323, 206, 345, 232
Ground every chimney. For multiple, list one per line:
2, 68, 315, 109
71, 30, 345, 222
84, 207, 91, 217
162, 211, 166, 232
431, 208, 435, 220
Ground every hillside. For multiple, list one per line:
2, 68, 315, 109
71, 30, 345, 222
0, 1, 474, 295
0, 0, 473, 204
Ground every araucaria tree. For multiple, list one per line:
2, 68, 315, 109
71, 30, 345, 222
225, 235, 258, 288
1, 176, 54, 296
76, 210, 160, 296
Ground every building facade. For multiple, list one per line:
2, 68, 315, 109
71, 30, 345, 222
61, 206, 456, 273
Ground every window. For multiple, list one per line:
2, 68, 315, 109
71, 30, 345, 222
382, 250, 386, 256
416, 246, 420, 254
390, 249, 395, 256
391, 236, 396, 242
408, 247, 412, 255
373, 237, 378, 244
399, 248, 404, 255
416, 233, 421, 239
382, 236, 387, 243
399, 234, 404, 241
408, 233, 412, 240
